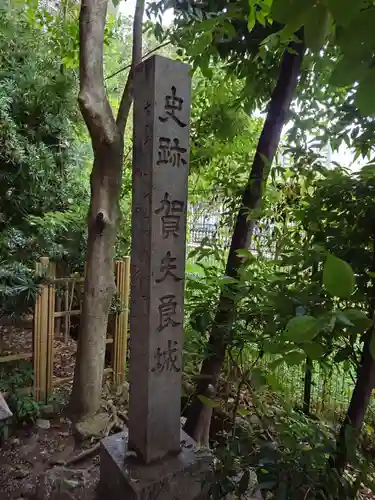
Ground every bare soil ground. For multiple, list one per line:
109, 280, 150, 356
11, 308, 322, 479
0, 321, 121, 499
0, 416, 100, 499
0, 319, 78, 382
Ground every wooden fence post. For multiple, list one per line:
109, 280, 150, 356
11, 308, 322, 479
113, 257, 130, 386
45, 259, 56, 402
33, 257, 55, 404
33, 261, 42, 402
64, 282, 69, 343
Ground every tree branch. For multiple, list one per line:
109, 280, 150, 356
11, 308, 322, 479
116, 0, 145, 134
78, 0, 118, 146
106, 40, 171, 81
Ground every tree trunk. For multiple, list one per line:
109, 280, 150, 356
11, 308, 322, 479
303, 356, 312, 415
68, 0, 144, 420
183, 35, 305, 439
333, 228, 375, 471
69, 147, 122, 417
333, 331, 375, 472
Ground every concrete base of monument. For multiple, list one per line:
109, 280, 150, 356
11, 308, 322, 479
99, 428, 213, 500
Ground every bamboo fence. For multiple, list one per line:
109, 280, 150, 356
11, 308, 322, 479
0, 256, 130, 404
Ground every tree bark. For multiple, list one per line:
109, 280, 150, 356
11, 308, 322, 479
69, 0, 144, 419
332, 228, 375, 471
333, 332, 375, 472
303, 356, 312, 415
183, 36, 305, 439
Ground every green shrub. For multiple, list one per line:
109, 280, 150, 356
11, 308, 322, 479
0, 361, 40, 424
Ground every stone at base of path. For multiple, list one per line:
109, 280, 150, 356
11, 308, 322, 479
36, 418, 51, 430
74, 412, 110, 440
0, 392, 12, 421
99, 428, 213, 500
37, 466, 99, 500
223, 469, 262, 500
37, 467, 86, 499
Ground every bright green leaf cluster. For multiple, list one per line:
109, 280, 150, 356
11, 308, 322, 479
323, 254, 355, 299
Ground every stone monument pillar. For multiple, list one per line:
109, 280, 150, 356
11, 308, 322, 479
128, 54, 190, 464
100, 55, 212, 500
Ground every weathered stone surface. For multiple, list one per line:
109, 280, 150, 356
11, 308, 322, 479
0, 392, 12, 421
102, 54, 210, 500
20, 479, 37, 498
40, 404, 56, 417
37, 466, 87, 500
99, 429, 212, 500
51, 494, 74, 500
223, 469, 262, 500
74, 412, 109, 440
116, 381, 130, 405
13, 464, 30, 479
36, 418, 51, 430
129, 54, 192, 464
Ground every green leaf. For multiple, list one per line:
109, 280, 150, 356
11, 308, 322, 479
268, 357, 285, 370
185, 263, 205, 277
219, 276, 238, 285
343, 309, 373, 332
188, 31, 213, 57
266, 373, 283, 392
356, 69, 375, 116
191, 310, 211, 334
271, 0, 313, 25
319, 313, 337, 334
248, 1, 256, 31
327, 0, 366, 27
256, 9, 266, 26
329, 57, 368, 87
221, 22, 237, 39
236, 248, 255, 259
337, 8, 375, 59
367, 271, 375, 278
334, 346, 352, 363
263, 340, 289, 355
323, 254, 355, 298
335, 310, 355, 328
284, 350, 306, 366
251, 367, 267, 388
284, 315, 319, 342
364, 423, 374, 436
302, 342, 325, 360
304, 4, 331, 52
237, 408, 250, 416
197, 395, 219, 408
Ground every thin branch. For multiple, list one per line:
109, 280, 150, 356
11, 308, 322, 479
228, 350, 265, 438
303, 487, 312, 500
106, 40, 171, 81
232, 368, 249, 438
116, 0, 145, 134
78, 0, 117, 145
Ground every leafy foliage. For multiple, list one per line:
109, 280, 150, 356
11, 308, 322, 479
209, 395, 367, 500
0, 262, 43, 319
0, 361, 40, 424
0, 2, 90, 269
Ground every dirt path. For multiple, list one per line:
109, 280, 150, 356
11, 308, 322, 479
0, 416, 100, 499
